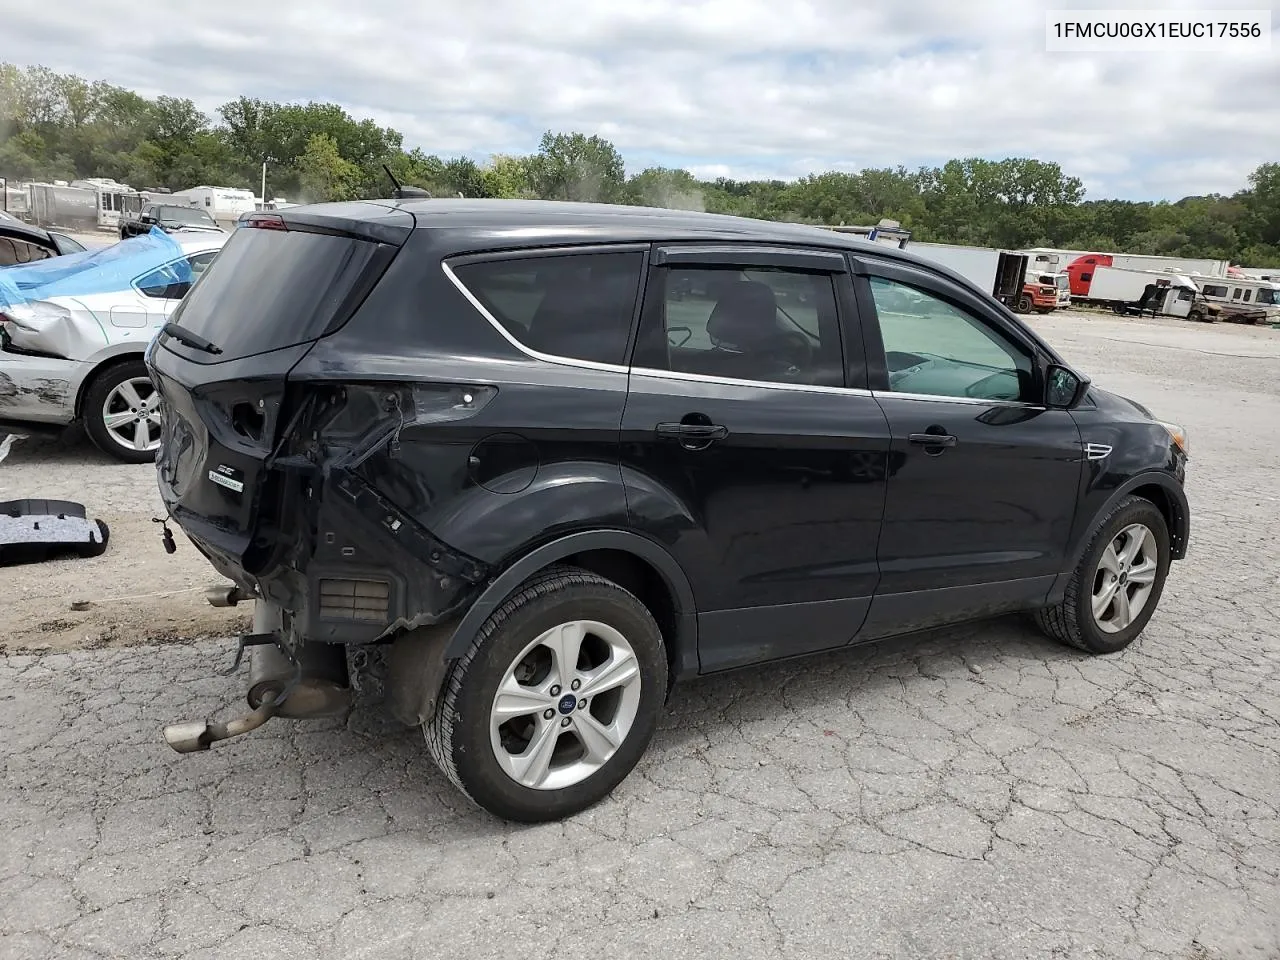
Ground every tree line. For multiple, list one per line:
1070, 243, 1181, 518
2, 63, 1278, 266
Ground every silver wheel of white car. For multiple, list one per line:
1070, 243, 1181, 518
82, 359, 163, 464
102, 378, 162, 454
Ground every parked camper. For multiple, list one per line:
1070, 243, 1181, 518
168, 186, 258, 228
1193, 275, 1280, 323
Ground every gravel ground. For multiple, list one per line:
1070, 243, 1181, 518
1, 311, 1278, 959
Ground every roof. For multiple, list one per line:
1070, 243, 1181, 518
0, 219, 56, 245
395, 197, 885, 247
273, 197, 998, 308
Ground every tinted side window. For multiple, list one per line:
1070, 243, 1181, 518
137, 252, 217, 300
452, 251, 644, 365
639, 264, 844, 387
1202, 284, 1227, 297
137, 258, 193, 300
0, 237, 55, 266
868, 276, 1033, 402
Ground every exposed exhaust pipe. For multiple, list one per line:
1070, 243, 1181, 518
162, 600, 353, 754
163, 702, 278, 753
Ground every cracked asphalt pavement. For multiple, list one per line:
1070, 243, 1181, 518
2, 313, 1279, 959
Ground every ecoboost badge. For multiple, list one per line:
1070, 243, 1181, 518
208, 464, 246, 494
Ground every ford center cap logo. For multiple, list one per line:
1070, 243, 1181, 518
558, 694, 577, 715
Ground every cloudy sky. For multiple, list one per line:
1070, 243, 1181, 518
6, 0, 1277, 200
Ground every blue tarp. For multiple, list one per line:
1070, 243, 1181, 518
0, 228, 193, 309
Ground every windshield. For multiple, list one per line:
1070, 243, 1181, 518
160, 206, 214, 224
1256, 287, 1279, 306
163, 224, 392, 362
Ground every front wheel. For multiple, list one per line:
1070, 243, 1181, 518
1034, 495, 1170, 654
424, 566, 667, 822
81, 358, 162, 464
1015, 294, 1033, 314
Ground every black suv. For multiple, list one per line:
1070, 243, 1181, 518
147, 200, 1190, 822
120, 203, 222, 239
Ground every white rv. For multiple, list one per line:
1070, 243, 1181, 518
1193, 275, 1280, 322
169, 186, 259, 228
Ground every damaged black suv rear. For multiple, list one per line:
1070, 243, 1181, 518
148, 199, 1189, 823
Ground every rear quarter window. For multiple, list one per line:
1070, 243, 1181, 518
451, 251, 645, 366
163, 226, 393, 362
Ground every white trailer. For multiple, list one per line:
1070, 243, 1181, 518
905, 242, 1030, 308
1083, 266, 1198, 318
169, 186, 258, 228
1042, 247, 1231, 279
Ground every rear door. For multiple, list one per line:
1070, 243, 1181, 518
851, 255, 1083, 639
620, 244, 892, 674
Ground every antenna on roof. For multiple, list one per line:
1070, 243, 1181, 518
382, 164, 431, 200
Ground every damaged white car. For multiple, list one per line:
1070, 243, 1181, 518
0, 230, 226, 463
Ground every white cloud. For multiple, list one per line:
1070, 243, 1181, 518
3, 0, 1276, 199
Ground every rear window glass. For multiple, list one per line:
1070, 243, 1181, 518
452, 251, 644, 365
165, 226, 388, 361
159, 206, 213, 224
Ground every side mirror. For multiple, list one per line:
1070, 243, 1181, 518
1045, 363, 1088, 409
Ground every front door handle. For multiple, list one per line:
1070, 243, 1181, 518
656, 422, 728, 450
908, 431, 957, 454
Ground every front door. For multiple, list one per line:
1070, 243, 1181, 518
852, 258, 1084, 639
620, 244, 893, 673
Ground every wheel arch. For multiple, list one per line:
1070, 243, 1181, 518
73, 350, 147, 419
1047, 471, 1189, 605
444, 529, 699, 684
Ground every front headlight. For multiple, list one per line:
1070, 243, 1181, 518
1158, 421, 1189, 458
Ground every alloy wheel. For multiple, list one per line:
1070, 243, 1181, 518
101, 376, 162, 454
1092, 522, 1158, 633
489, 619, 642, 791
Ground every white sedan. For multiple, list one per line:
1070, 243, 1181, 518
0, 231, 228, 462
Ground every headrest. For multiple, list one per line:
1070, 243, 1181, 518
706, 280, 779, 352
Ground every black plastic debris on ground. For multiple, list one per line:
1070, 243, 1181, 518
0, 499, 110, 566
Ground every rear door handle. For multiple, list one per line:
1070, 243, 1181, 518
655, 422, 728, 450
908, 432, 957, 447
656, 423, 728, 439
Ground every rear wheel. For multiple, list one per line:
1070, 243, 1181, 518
424, 566, 667, 822
1034, 495, 1170, 654
82, 358, 162, 464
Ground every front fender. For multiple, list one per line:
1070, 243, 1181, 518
1047, 469, 1190, 604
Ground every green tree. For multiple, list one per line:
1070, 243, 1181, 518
526, 131, 625, 202
297, 133, 361, 202
626, 167, 705, 210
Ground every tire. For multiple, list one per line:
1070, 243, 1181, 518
1015, 295, 1033, 314
81, 358, 161, 464
1034, 495, 1170, 654
424, 565, 668, 822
